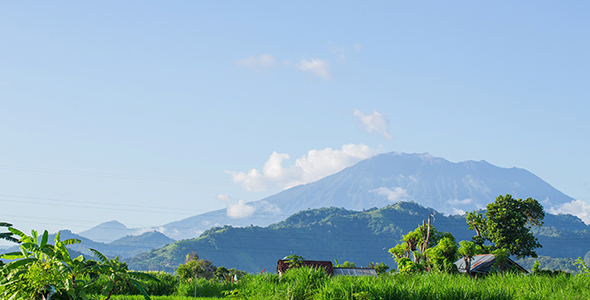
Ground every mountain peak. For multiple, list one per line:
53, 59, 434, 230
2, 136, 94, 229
78, 220, 135, 243
159, 151, 575, 240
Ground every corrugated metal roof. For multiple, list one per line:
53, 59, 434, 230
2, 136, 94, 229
455, 254, 528, 274
334, 268, 377, 276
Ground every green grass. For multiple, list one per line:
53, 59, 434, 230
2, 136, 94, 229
110, 297, 218, 300
232, 268, 590, 300
104, 268, 590, 300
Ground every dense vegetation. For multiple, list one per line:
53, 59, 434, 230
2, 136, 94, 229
127, 200, 590, 273
3, 194, 590, 299
31, 267, 590, 300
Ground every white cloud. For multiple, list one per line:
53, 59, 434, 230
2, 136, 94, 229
227, 144, 380, 192
236, 54, 275, 71
353, 109, 393, 139
353, 43, 363, 52
451, 208, 466, 215
549, 199, 590, 225
216, 193, 256, 219
297, 58, 332, 79
372, 187, 409, 202
258, 201, 281, 214
448, 198, 473, 206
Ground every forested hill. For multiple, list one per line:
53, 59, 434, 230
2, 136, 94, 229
126, 202, 590, 274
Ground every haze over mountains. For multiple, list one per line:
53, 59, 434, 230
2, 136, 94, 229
131, 152, 574, 241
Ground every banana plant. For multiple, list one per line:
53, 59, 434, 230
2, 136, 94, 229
56, 241, 101, 300
0, 228, 81, 300
90, 249, 158, 300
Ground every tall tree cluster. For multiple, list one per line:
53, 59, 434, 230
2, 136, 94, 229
467, 194, 544, 258
390, 194, 545, 274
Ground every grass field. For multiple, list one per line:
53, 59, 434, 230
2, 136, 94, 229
102, 267, 590, 300
110, 297, 218, 300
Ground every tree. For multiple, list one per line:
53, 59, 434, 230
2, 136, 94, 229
389, 214, 439, 265
457, 240, 484, 277
491, 248, 510, 272
284, 254, 304, 268
176, 252, 216, 280
424, 237, 458, 273
367, 262, 390, 275
389, 215, 457, 273
214, 266, 230, 281
466, 194, 544, 258
334, 259, 356, 268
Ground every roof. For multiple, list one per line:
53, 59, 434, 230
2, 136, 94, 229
276, 260, 378, 276
334, 268, 377, 276
455, 254, 528, 274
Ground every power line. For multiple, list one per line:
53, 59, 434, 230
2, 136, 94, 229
0, 164, 235, 186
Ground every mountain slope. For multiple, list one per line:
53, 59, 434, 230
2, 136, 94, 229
128, 202, 590, 274
161, 152, 574, 240
106, 231, 176, 258
78, 220, 140, 243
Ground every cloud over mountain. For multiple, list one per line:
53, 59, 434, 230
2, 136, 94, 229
227, 144, 380, 192
372, 187, 409, 202
549, 199, 590, 224
216, 194, 256, 219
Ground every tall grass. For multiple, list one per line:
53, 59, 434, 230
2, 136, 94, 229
96, 268, 590, 299
109, 296, 217, 300
175, 277, 237, 298
235, 268, 590, 300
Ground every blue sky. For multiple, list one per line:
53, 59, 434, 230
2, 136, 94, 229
1, 1, 589, 241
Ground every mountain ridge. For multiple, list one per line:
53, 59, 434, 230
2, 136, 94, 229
127, 201, 590, 274
158, 152, 574, 240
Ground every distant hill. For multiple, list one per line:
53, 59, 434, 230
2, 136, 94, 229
107, 231, 175, 258
78, 220, 142, 243
0, 230, 174, 259
160, 152, 575, 240
127, 202, 590, 274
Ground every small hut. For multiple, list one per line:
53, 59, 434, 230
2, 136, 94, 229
277, 259, 377, 276
455, 254, 528, 275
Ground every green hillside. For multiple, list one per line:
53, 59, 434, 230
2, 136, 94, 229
127, 202, 470, 273
126, 201, 590, 274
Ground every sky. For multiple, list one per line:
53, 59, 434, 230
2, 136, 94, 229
1, 1, 590, 244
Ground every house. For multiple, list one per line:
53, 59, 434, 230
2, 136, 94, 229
333, 267, 377, 276
455, 254, 528, 275
276, 259, 377, 276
